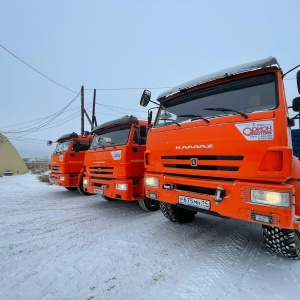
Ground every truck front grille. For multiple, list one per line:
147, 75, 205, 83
89, 166, 114, 174
164, 164, 238, 171
50, 164, 60, 172
89, 166, 114, 180
162, 155, 243, 172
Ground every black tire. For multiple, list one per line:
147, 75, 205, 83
138, 198, 160, 212
65, 187, 78, 191
160, 202, 196, 223
262, 225, 300, 259
78, 177, 93, 196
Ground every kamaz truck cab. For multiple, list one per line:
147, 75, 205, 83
140, 57, 300, 259
82, 115, 159, 212
49, 132, 92, 191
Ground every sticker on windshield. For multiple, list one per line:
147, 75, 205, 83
111, 150, 121, 160
236, 121, 274, 141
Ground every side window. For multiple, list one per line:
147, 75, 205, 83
79, 141, 90, 151
72, 141, 79, 152
72, 141, 89, 151
140, 126, 147, 145
133, 128, 139, 144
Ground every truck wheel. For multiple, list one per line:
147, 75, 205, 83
262, 226, 300, 259
65, 187, 77, 191
78, 177, 93, 196
138, 198, 160, 212
160, 202, 196, 223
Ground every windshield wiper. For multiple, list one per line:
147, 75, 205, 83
93, 137, 107, 150
159, 118, 181, 127
106, 141, 117, 149
203, 107, 248, 119
97, 137, 117, 149
178, 114, 210, 123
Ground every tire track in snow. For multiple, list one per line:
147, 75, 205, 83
138, 216, 262, 300
0, 175, 277, 300
0, 183, 159, 298
172, 220, 262, 300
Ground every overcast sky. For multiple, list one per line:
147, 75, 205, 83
1, 0, 300, 158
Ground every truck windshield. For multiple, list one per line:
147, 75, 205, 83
55, 140, 71, 153
155, 73, 277, 127
90, 125, 131, 149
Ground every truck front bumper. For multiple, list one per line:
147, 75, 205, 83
144, 172, 300, 230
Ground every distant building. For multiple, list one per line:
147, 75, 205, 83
0, 132, 28, 175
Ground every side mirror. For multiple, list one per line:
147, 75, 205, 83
297, 70, 300, 94
140, 90, 151, 107
292, 97, 300, 112
47, 140, 52, 146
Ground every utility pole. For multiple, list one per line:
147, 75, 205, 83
81, 86, 97, 134
92, 89, 97, 130
81, 86, 84, 135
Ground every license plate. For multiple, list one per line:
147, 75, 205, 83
94, 189, 104, 195
178, 195, 210, 210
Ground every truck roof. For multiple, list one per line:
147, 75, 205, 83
157, 56, 280, 102
91, 115, 139, 134
56, 132, 78, 143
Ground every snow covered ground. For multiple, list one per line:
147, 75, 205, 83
0, 174, 300, 300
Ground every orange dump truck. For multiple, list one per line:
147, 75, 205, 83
140, 57, 300, 259
49, 132, 92, 191
82, 115, 159, 211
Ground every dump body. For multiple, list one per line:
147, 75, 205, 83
83, 116, 148, 201
49, 133, 92, 188
144, 57, 300, 230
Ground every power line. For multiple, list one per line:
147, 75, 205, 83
1, 100, 143, 133
96, 103, 146, 113
6, 109, 83, 139
12, 109, 82, 136
95, 103, 126, 115
3, 92, 81, 134
7, 109, 130, 139
1, 100, 146, 137
0, 102, 93, 130
85, 87, 172, 91
2, 43, 296, 94
1, 45, 172, 93
6, 136, 48, 143
0, 44, 78, 94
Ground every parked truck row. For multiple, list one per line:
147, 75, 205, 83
49, 116, 159, 212
49, 56, 300, 259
